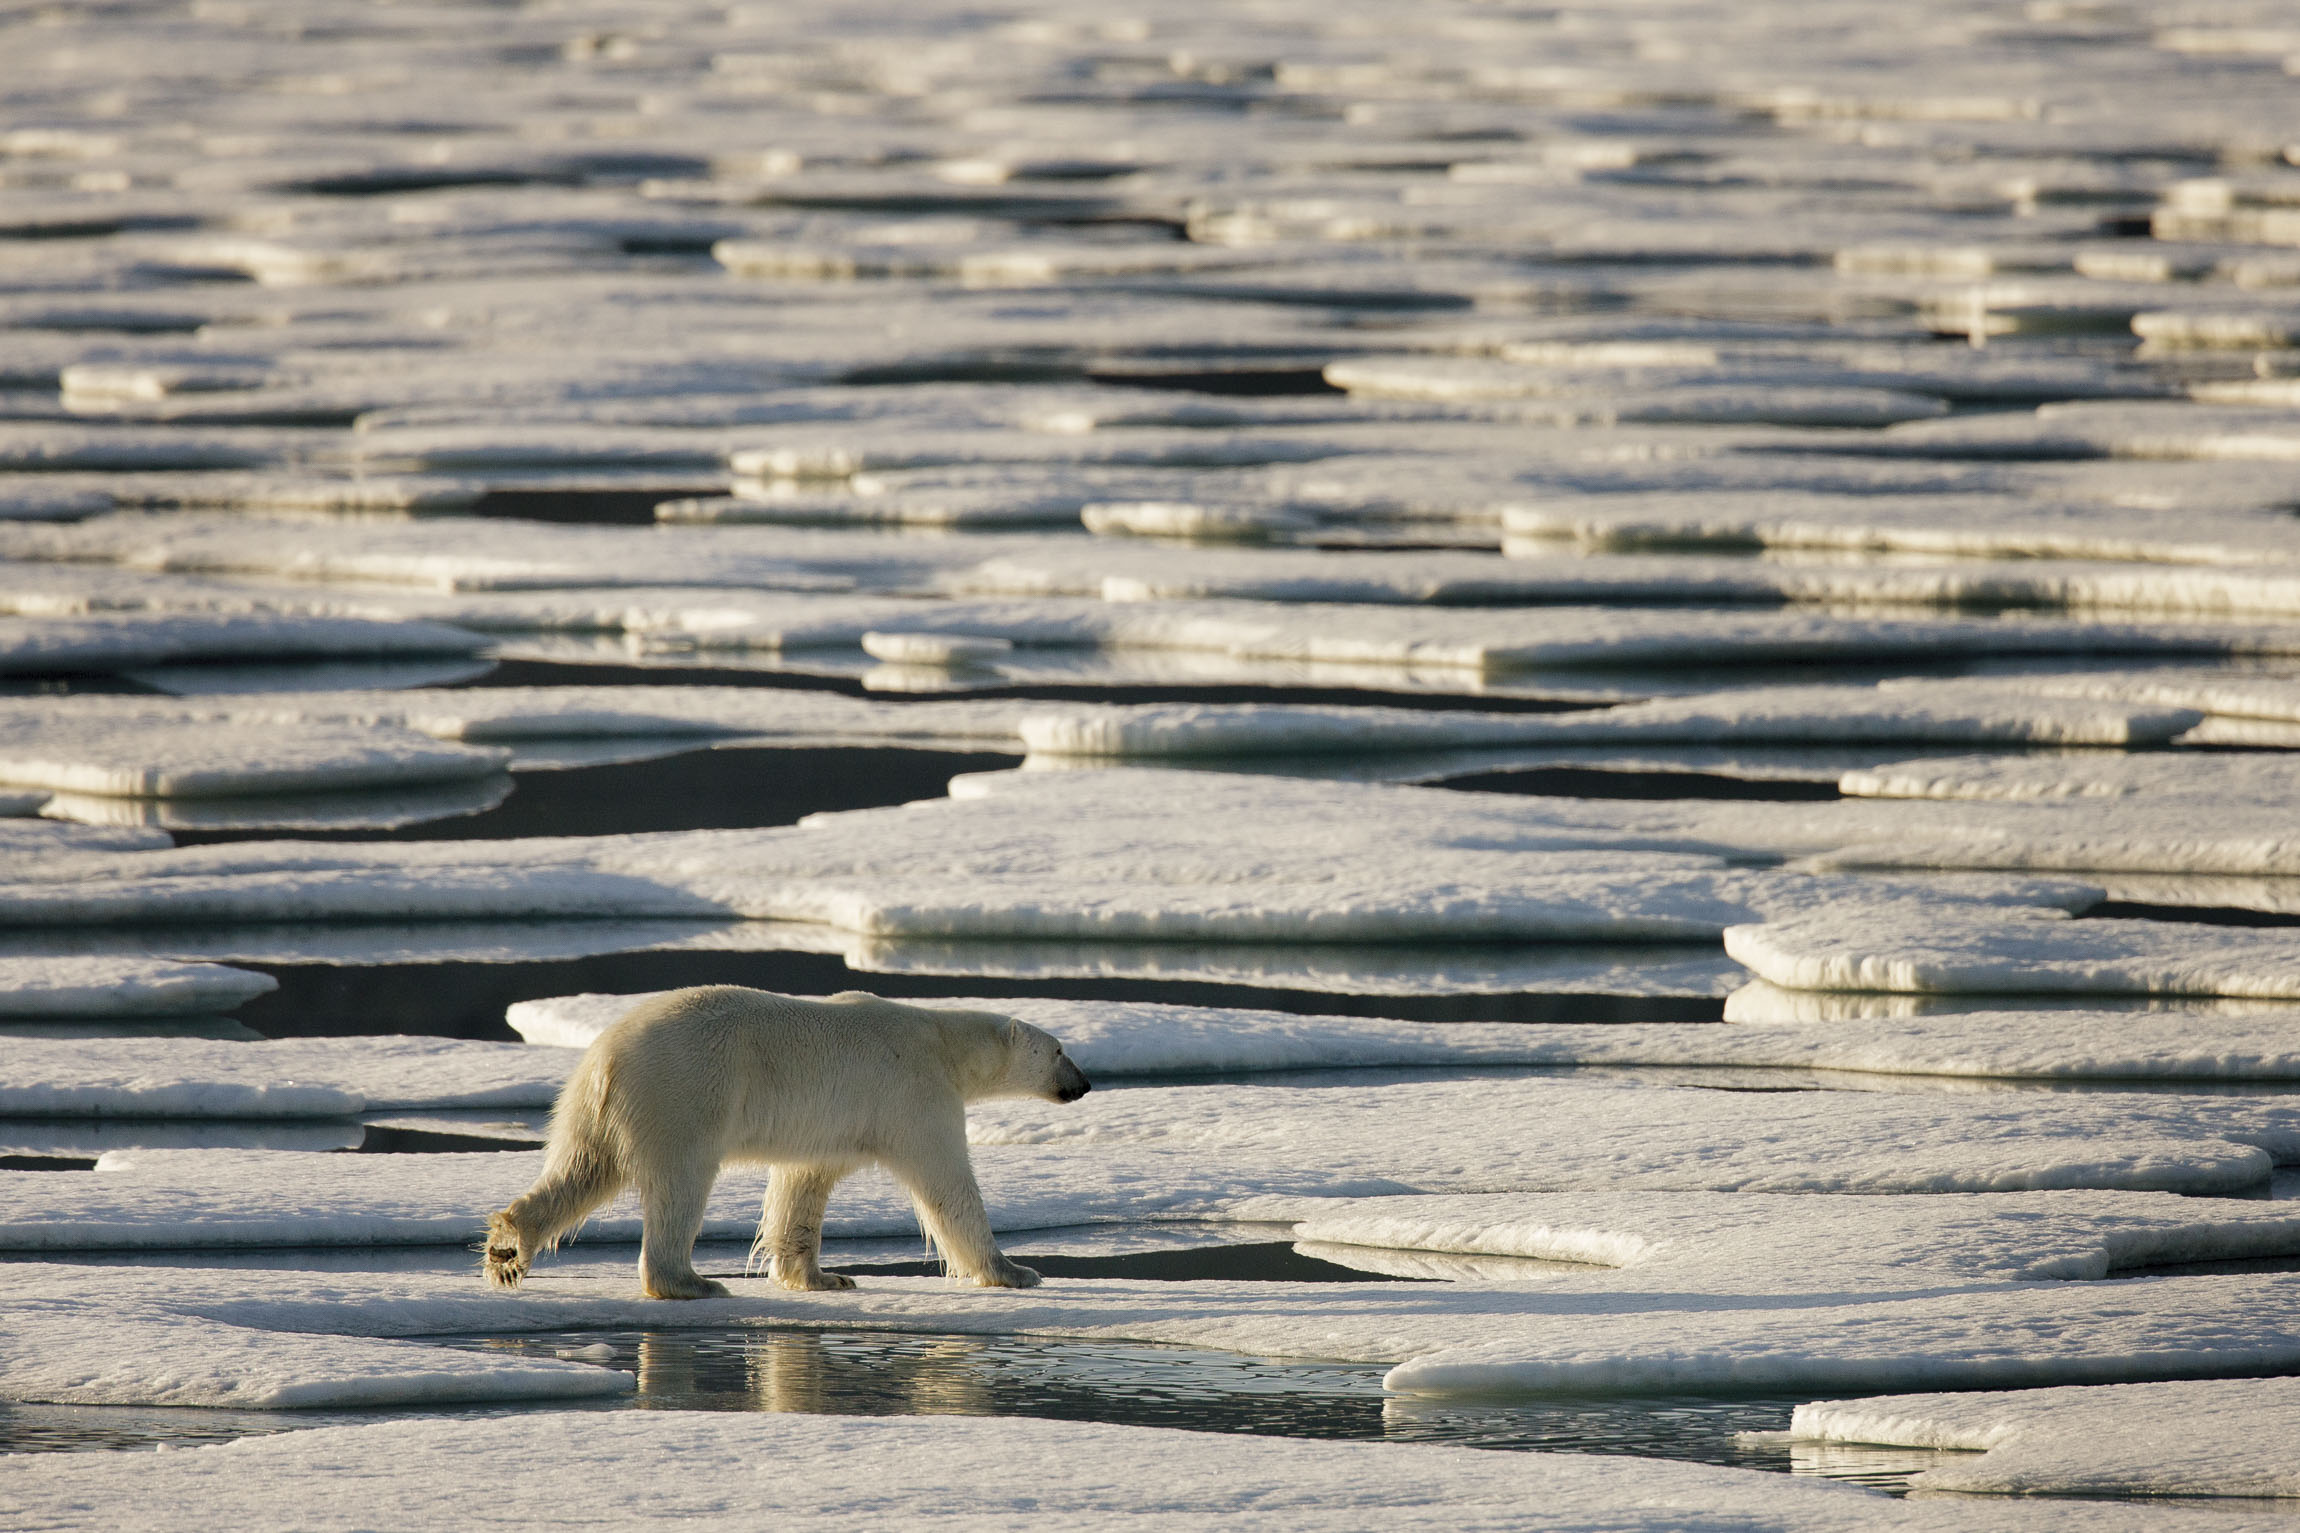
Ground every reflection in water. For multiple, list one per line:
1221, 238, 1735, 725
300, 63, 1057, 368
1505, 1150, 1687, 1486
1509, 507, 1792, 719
450, 1329, 1947, 1490
1293, 1240, 1599, 1284
1, 1322, 1987, 1495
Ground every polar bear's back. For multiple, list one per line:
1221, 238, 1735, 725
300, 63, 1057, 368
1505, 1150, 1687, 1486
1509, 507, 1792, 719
566, 986, 992, 1164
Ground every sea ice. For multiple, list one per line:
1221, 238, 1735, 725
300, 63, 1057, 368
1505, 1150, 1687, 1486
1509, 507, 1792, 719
0, 956, 275, 1017
9, 1074, 2289, 1252
5, 1411, 2157, 1532
0, 613, 487, 674
1015, 684, 2204, 758
0, 713, 511, 797
1790, 1377, 2300, 1498
1837, 751, 2300, 801
1726, 907, 2300, 997
507, 991, 2300, 1086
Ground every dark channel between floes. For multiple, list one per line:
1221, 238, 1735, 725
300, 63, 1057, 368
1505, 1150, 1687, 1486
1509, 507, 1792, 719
234, 953, 1727, 1042
463, 656, 1606, 713
169, 747, 1027, 845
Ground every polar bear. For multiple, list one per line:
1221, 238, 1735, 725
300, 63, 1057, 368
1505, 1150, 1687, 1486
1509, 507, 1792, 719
482, 986, 1090, 1299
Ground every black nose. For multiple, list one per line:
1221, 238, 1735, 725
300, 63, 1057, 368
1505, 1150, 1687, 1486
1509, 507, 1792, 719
1056, 1059, 1091, 1102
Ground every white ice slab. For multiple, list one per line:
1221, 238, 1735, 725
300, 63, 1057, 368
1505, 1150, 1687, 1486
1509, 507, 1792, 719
1379, 1272, 2300, 1398
12, 1070, 2292, 1250
1791, 1378, 2300, 1498
1016, 684, 2203, 758
0, 769, 2102, 942
0, 713, 510, 797
0, 614, 487, 674
4, 1411, 2102, 1532
1500, 490, 2300, 566
0, 1035, 572, 1117
1838, 752, 2300, 801
509, 991, 2300, 1085
0, 956, 276, 1017
1727, 907, 2300, 997
1, 1299, 630, 1411
1279, 1188, 2300, 1289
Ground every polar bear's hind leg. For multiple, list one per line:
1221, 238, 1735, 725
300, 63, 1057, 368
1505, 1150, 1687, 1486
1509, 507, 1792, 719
636, 1149, 729, 1300
756, 1163, 859, 1290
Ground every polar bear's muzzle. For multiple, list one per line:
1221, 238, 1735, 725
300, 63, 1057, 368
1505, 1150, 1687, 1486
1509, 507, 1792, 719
1054, 1056, 1092, 1103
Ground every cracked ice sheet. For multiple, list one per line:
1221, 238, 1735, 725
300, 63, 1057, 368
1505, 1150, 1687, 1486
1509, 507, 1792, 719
1726, 907, 2300, 998
0, 514, 1002, 594
15, 1253, 2300, 1415
508, 993, 2300, 1087
0, 776, 2100, 940
1838, 751, 2300, 801
1, 1414, 2169, 1533
952, 539, 2300, 622
1875, 403, 2300, 463
22, 1075, 2295, 1255
0, 956, 275, 1017
1501, 489, 2300, 566
1015, 682, 2207, 757
0, 1035, 572, 1117
0, 714, 510, 797
0, 613, 487, 674
1270, 1189, 2300, 1290
17, 561, 2297, 677
0, 689, 1033, 765
1790, 1378, 2300, 1498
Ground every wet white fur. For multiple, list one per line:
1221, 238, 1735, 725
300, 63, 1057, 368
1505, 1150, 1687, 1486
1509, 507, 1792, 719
483, 986, 1089, 1299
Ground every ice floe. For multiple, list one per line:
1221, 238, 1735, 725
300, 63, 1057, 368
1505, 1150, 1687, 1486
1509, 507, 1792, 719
1790, 1378, 2300, 1498
6, 1411, 2152, 1532
0, 714, 511, 797
1727, 908, 2300, 998
509, 992, 2300, 1087
1016, 683, 2205, 758
0, 767, 2106, 941
0, 614, 487, 675
0, 956, 275, 1017
0, 1035, 568, 1117
7, 1072, 2294, 1252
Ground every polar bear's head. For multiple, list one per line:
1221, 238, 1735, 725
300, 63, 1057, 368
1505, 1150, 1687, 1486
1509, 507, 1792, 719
1003, 1017, 1092, 1104
941, 1011, 1090, 1103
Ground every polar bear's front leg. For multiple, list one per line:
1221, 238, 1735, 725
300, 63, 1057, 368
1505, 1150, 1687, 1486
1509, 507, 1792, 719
881, 1144, 1040, 1289
635, 1152, 729, 1300
757, 1163, 857, 1291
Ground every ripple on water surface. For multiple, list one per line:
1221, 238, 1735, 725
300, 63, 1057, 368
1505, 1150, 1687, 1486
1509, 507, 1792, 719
0, 1326, 1967, 1493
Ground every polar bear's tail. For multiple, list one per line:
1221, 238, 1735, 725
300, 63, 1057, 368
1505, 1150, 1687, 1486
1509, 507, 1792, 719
483, 1054, 627, 1289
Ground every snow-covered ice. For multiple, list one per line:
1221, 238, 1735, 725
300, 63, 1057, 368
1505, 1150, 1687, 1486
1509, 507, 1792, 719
16, 1077, 2290, 1253
1728, 907, 2300, 997
1790, 1378, 2300, 1498
0, 770, 2109, 940
7, 1411, 2182, 1533
0, 956, 275, 1017
16, 0, 2300, 1496
509, 991, 2300, 1086
0, 1035, 569, 1117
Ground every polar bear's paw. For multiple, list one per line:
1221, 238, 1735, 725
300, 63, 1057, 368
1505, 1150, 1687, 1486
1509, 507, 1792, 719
482, 1213, 529, 1290
976, 1259, 1042, 1289
769, 1260, 856, 1291
643, 1271, 729, 1301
